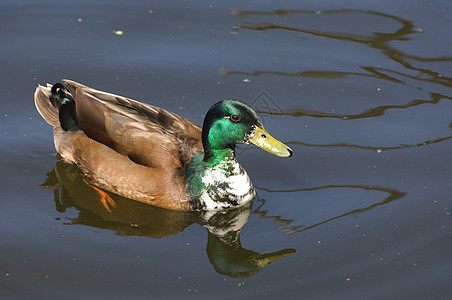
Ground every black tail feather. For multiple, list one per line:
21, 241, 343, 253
50, 83, 79, 131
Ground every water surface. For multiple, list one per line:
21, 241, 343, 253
1, 0, 451, 299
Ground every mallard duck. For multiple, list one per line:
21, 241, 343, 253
34, 80, 292, 211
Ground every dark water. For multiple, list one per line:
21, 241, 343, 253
1, 0, 451, 299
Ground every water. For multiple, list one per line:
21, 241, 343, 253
1, 0, 451, 299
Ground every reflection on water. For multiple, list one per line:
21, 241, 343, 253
201, 205, 295, 278
39, 158, 406, 276
288, 131, 452, 152
228, 8, 452, 87
254, 184, 405, 235
254, 92, 452, 121
40, 160, 295, 278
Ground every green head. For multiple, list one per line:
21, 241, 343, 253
201, 99, 292, 162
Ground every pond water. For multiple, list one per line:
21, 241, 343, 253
1, 0, 451, 299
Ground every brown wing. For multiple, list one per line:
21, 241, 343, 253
35, 80, 204, 210
62, 79, 203, 171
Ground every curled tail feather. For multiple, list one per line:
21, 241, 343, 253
34, 83, 79, 131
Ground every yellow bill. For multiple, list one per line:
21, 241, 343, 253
250, 126, 293, 157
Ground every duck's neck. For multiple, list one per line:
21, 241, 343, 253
203, 148, 236, 166
188, 147, 256, 210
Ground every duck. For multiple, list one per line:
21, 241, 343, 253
34, 80, 292, 211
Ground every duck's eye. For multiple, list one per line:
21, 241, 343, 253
230, 115, 241, 123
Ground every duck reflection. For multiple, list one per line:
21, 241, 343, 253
40, 159, 295, 277
200, 202, 295, 278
